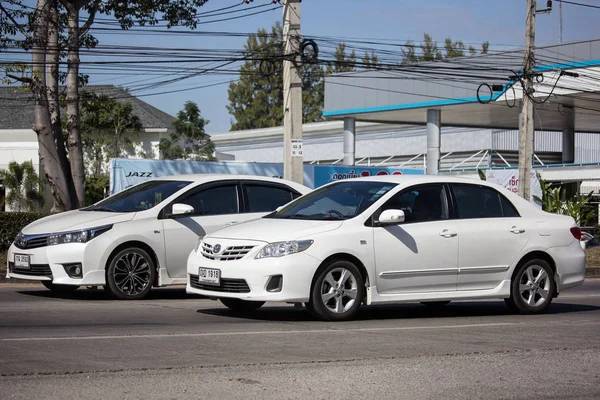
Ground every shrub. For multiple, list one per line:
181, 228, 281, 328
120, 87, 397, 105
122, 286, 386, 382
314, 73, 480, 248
0, 212, 47, 252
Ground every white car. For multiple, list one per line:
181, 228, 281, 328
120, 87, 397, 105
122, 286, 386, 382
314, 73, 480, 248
7, 174, 309, 299
187, 175, 586, 321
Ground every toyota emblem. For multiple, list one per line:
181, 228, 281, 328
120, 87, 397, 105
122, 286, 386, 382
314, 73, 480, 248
213, 244, 222, 254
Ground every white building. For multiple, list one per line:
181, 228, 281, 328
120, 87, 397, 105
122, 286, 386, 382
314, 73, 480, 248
0, 85, 175, 211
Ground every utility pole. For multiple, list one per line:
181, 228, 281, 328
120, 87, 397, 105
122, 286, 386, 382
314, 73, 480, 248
559, 0, 563, 43
518, 0, 537, 200
282, 0, 303, 184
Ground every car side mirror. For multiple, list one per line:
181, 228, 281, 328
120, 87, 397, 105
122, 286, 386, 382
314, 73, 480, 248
171, 203, 194, 217
377, 209, 405, 226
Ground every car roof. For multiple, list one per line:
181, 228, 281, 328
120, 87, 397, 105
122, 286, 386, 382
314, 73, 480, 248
343, 174, 485, 186
154, 173, 309, 191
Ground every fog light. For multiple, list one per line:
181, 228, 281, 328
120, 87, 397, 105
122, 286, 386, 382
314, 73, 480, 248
266, 275, 283, 292
63, 263, 83, 279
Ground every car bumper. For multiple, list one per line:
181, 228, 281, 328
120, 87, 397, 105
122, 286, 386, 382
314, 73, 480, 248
186, 250, 320, 302
548, 241, 586, 291
6, 235, 114, 286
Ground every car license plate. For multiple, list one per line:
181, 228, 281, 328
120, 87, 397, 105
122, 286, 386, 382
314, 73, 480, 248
198, 268, 220, 286
14, 254, 30, 269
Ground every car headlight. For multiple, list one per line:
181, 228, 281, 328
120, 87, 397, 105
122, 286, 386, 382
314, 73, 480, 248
255, 240, 313, 259
194, 237, 204, 253
47, 225, 113, 246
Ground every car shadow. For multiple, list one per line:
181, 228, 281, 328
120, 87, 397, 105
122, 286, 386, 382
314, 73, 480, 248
197, 301, 600, 322
17, 287, 202, 301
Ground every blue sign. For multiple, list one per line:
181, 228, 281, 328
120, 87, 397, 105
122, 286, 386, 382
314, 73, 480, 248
312, 165, 423, 188
109, 158, 423, 195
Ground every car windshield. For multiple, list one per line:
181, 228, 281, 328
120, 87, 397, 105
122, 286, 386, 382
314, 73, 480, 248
267, 181, 397, 220
84, 180, 192, 213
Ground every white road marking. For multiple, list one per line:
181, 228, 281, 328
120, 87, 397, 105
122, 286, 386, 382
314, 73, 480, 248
0, 322, 517, 342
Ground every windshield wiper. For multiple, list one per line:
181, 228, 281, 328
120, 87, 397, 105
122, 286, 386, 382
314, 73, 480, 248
86, 206, 116, 212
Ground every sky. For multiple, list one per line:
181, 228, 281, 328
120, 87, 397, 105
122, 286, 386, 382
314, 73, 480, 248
6, 0, 600, 133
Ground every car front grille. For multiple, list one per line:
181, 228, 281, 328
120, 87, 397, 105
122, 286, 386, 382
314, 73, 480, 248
8, 262, 53, 277
13, 234, 49, 250
201, 243, 255, 261
189, 274, 250, 293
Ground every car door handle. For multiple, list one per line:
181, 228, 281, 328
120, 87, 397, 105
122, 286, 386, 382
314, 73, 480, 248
510, 226, 526, 234
225, 221, 239, 227
439, 229, 457, 238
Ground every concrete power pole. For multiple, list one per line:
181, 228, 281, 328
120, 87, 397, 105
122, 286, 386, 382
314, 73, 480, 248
518, 0, 536, 200
282, 0, 303, 184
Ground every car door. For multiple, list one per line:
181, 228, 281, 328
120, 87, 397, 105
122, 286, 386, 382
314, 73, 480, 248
372, 183, 459, 294
160, 181, 243, 279
449, 183, 530, 291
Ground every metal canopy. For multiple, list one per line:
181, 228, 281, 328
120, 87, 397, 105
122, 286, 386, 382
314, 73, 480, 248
323, 39, 600, 133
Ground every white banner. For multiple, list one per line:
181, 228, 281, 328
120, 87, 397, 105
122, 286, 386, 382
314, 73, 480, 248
485, 170, 542, 209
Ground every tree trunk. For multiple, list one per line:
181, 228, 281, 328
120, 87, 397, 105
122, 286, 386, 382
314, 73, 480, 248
64, 3, 86, 208
32, 0, 72, 212
46, 1, 78, 208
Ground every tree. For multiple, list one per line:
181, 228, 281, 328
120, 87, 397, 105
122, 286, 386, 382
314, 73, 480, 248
159, 101, 215, 161
327, 43, 357, 74
0, 161, 45, 212
361, 51, 379, 69
227, 23, 356, 130
80, 93, 143, 177
1, 0, 209, 211
402, 33, 489, 63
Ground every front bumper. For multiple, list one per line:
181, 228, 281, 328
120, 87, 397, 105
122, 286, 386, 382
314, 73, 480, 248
6, 234, 114, 285
186, 249, 321, 302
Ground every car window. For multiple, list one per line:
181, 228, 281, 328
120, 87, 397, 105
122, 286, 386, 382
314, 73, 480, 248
381, 184, 449, 223
85, 180, 192, 212
268, 181, 397, 220
451, 184, 519, 219
244, 184, 296, 213
179, 185, 239, 216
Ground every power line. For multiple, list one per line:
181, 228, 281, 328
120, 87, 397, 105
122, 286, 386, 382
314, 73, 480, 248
557, 0, 600, 10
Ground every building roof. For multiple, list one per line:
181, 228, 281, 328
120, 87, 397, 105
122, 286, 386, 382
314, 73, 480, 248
0, 85, 175, 130
324, 39, 600, 133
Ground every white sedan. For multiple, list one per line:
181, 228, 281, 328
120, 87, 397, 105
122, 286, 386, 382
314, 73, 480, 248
7, 174, 309, 299
187, 175, 586, 321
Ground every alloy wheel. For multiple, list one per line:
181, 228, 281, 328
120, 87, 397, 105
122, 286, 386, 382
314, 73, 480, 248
518, 264, 551, 307
113, 252, 151, 297
319, 267, 359, 314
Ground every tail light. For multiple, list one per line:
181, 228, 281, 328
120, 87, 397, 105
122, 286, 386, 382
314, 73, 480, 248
570, 227, 583, 241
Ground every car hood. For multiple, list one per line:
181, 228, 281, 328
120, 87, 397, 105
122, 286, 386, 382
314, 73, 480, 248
208, 218, 343, 243
22, 210, 136, 234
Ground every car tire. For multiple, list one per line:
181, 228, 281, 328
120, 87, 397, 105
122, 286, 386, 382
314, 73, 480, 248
220, 298, 265, 312
41, 281, 79, 292
105, 247, 155, 300
421, 301, 450, 308
506, 259, 556, 314
308, 260, 364, 321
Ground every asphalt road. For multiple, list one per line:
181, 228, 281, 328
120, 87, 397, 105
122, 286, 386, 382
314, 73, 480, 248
1, 280, 599, 400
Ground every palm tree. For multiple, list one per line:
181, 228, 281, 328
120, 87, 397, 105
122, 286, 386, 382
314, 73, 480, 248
0, 161, 45, 212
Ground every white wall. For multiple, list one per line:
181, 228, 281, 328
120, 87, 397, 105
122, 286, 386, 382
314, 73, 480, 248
0, 128, 166, 212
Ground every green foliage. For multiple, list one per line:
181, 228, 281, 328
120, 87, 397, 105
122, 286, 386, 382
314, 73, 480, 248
227, 23, 356, 130
159, 101, 215, 161
533, 173, 595, 226
0, 212, 47, 252
80, 93, 143, 177
402, 33, 489, 63
477, 169, 487, 181
0, 161, 45, 212
327, 43, 357, 73
85, 175, 109, 206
